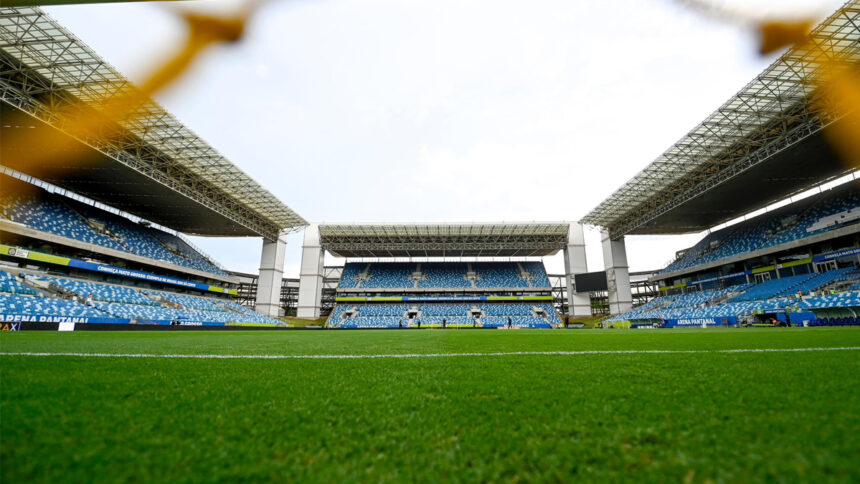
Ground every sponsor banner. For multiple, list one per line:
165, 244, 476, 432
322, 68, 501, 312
1, 316, 228, 328
1, 244, 237, 295
335, 295, 554, 303
662, 317, 738, 327
688, 271, 748, 287
0, 314, 131, 324
136, 320, 226, 327
781, 257, 813, 268
813, 247, 860, 262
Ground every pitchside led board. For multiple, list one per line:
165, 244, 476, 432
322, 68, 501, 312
574, 271, 608, 293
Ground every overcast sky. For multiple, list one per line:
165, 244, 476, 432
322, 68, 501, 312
45, 0, 844, 277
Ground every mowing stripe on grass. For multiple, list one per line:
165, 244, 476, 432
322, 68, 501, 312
1, 347, 858, 359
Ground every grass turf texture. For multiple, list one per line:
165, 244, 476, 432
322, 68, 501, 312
2, 329, 859, 482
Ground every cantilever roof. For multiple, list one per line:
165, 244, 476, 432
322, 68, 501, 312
319, 223, 570, 257
582, 1, 860, 237
0, 7, 306, 240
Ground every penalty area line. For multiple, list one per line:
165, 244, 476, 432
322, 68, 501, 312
0, 347, 858, 360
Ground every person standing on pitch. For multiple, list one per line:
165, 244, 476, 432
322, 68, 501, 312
507, 316, 512, 329
398, 318, 403, 329
442, 318, 447, 329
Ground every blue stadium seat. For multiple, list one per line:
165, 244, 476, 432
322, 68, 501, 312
660, 186, 859, 273
328, 302, 559, 328
0, 272, 279, 325
0, 190, 227, 277
337, 261, 552, 290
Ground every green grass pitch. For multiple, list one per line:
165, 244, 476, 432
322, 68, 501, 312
2, 328, 859, 482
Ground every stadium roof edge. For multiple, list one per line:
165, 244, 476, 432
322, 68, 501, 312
581, 1, 860, 238
0, 7, 307, 240
317, 222, 571, 258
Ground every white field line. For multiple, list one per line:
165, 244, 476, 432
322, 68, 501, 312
0, 347, 858, 360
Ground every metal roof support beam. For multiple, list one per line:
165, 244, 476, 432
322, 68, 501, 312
582, 2, 860, 236
0, 7, 307, 238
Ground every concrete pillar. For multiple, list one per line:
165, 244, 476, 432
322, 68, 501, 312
297, 223, 325, 318
564, 223, 591, 318
601, 229, 633, 315
255, 232, 287, 318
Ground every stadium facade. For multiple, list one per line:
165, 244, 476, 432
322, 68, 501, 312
2, 3, 860, 329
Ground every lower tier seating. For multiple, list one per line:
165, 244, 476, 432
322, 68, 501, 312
0, 269, 279, 325
0, 270, 38, 296
608, 267, 860, 324
328, 302, 559, 329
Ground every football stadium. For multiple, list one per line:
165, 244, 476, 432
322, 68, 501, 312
2, 1, 860, 482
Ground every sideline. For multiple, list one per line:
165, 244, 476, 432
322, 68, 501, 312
1, 347, 858, 360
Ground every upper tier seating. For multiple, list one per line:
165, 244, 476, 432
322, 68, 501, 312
338, 261, 552, 289
1, 193, 126, 252
337, 263, 366, 289
0, 188, 227, 277
521, 262, 551, 287
366, 263, 416, 289
472, 262, 526, 288
421, 263, 472, 288
660, 185, 860, 274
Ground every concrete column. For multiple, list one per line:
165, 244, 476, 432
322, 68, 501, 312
601, 229, 633, 315
297, 224, 325, 318
255, 233, 287, 318
564, 223, 591, 318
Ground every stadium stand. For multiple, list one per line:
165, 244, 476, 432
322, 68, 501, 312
0, 187, 228, 277
0, 269, 38, 296
328, 302, 559, 329
421, 263, 472, 288
329, 259, 558, 328
661, 186, 860, 274
24, 274, 159, 306
0, 269, 280, 325
0, 293, 105, 318
607, 266, 860, 326
337, 261, 550, 290
1, 193, 127, 252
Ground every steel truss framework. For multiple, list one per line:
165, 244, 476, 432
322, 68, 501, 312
0, 7, 306, 241
582, 1, 860, 238
318, 223, 570, 258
